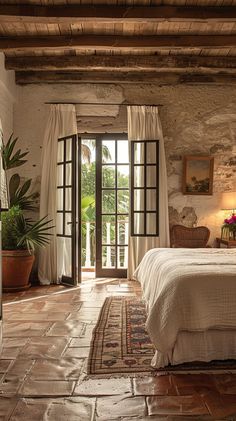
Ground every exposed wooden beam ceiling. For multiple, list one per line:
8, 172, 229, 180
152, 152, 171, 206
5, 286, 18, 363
6, 55, 236, 73
1, 35, 236, 52
0, 5, 236, 23
15, 71, 236, 85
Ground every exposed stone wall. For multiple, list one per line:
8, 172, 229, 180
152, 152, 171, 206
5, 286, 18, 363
0, 53, 17, 138
13, 82, 236, 245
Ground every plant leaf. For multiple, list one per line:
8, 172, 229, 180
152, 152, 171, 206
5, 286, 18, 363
9, 174, 21, 196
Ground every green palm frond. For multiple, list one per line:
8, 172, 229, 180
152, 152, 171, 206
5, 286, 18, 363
16, 214, 54, 253
9, 174, 36, 211
1, 134, 29, 170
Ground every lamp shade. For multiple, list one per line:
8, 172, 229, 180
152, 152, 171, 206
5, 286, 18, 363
221, 192, 236, 210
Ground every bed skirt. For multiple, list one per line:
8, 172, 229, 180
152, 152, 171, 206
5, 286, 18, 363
152, 329, 236, 368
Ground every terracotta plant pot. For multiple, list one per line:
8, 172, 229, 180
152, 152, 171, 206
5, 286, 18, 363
2, 250, 35, 292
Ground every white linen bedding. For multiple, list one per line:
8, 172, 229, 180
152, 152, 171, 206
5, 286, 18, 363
134, 248, 236, 365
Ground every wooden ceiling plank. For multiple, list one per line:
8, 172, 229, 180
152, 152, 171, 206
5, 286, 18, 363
15, 70, 236, 85
1, 5, 236, 23
6, 53, 236, 71
1, 34, 236, 51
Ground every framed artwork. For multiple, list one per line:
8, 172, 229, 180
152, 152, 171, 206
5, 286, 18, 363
182, 155, 214, 195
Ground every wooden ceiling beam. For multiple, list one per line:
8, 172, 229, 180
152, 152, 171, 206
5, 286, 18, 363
6, 54, 236, 72
0, 5, 236, 23
15, 70, 236, 85
1, 35, 236, 51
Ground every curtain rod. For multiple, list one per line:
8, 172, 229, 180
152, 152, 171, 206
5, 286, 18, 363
45, 102, 163, 107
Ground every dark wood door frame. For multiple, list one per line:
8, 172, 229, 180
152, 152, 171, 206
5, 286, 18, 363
95, 133, 128, 278
57, 134, 81, 286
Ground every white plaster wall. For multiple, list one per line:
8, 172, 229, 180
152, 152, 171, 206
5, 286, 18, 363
13, 82, 236, 244
0, 53, 17, 139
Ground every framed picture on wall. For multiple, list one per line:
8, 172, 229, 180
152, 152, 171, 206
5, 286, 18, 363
182, 155, 214, 195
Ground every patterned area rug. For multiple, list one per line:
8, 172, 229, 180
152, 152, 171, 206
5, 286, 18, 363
87, 296, 236, 376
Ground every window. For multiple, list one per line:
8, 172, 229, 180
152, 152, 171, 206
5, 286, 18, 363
131, 140, 159, 237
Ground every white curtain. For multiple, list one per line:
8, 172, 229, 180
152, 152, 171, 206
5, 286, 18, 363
38, 104, 77, 285
127, 105, 169, 279
0, 119, 8, 210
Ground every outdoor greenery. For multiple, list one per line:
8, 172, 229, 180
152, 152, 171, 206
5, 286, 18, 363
81, 140, 129, 267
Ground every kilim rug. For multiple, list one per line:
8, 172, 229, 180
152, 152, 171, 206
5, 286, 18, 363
87, 296, 236, 377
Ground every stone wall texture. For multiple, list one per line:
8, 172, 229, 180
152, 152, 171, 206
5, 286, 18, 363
13, 82, 236, 245
0, 53, 17, 138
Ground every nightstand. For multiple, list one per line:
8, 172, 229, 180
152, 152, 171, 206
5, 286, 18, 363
216, 237, 236, 248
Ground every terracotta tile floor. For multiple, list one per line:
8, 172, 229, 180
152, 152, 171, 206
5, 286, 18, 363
1, 279, 236, 420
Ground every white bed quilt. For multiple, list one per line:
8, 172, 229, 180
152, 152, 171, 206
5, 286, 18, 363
134, 248, 236, 354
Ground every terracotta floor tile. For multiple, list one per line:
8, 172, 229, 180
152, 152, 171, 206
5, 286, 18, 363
1, 333, 29, 359
41, 293, 81, 303
19, 379, 75, 397
147, 395, 209, 416
3, 321, 52, 337
27, 301, 81, 313
214, 373, 236, 394
96, 396, 147, 420
67, 309, 101, 321
0, 360, 34, 395
6, 359, 34, 380
7, 311, 70, 321
79, 324, 95, 339
46, 321, 85, 337
80, 301, 104, 309
110, 292, 137, 297
0, 377, 23, 394
0, 396, 18, 420
74, 377, 132, 396
63, 347, 90, 358
10, 397, 95, 421
172, 373, 216, 396
203, 391, 236, 418
133, 376, 177, 396
69, 337, 92, 347
18, 337, 69, 359
0, 359, 13, 373
2, 338, 29, 348
29, 358, 84, 380
0, 346, 22, 359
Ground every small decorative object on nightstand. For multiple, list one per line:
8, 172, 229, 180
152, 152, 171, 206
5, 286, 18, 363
221, 192, 236, 241
216, 237, 236, 248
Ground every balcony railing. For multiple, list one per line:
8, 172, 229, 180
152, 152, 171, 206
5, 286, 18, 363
82, 221, 129, 269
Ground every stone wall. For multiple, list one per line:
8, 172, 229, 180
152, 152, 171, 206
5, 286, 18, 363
13, 82, 236, 245
0, 53, 17, 138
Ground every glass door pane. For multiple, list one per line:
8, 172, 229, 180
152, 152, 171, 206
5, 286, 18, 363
81, 137, 96, 280
131, 140, 159, 237
96, 135, 129, 278
56, 134, 81, 286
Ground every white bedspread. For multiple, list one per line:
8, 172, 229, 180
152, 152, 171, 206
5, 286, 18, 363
134, 248, 236, 354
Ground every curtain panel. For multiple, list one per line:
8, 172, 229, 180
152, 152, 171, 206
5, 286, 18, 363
0, 120, 8, 211
127, 105, 170, 279
38, 104, 77, 285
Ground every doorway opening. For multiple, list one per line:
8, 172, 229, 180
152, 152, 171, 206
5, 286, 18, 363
57, 133, 129, 285
81, 137, 96, 281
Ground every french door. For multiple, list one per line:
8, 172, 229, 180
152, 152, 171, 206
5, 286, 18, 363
56, 134, 81, 286
96, 135, 129, 278
56, 133, 129, 283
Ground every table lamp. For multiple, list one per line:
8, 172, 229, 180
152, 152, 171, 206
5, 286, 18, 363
221, 192, 236, 215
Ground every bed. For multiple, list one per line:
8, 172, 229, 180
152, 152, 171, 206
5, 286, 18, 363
134, 248, 236, 368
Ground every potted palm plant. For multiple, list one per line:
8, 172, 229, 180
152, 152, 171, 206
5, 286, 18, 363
1, 134, 53, 291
